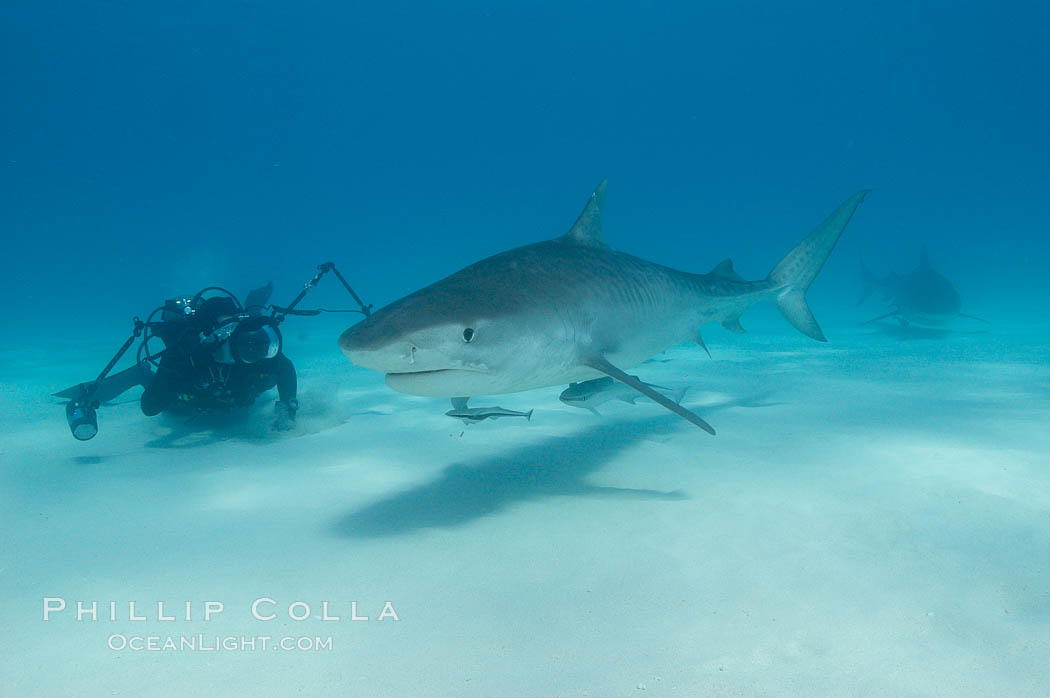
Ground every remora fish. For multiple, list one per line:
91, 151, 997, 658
445, 397, 533, 424
340, 182, 868, 433
559, 376, 686, 416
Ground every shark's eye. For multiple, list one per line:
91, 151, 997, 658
462, 328, 475, 343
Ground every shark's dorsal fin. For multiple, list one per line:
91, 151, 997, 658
709, 258, 743, 281
559, 180, 608, 248
919, 245, 930, 270
450, 397, 469, 410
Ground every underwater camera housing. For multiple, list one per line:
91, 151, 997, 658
207, 317, 283, 365
54, 263, 371, 441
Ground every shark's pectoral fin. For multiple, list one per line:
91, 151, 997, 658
721, 316, 746, 334
862, 311, 899, 325
696, 330, 712, 357
588, 407, 602, 417
583, 356, 716, 434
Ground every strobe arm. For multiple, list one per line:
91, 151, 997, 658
60, 318, 150, 441
326, 263, 372, 317
270, 262, 372, 322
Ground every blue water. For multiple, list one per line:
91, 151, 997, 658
2, 1, 1049, 695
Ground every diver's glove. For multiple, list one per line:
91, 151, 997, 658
272, 398, 299, 431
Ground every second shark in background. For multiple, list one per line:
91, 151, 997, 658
859, 246, 986, 327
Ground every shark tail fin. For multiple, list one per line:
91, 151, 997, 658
767, 190, 870, 342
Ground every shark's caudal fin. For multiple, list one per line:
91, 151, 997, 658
767, 190, 870, 341
584, 356, 716, 434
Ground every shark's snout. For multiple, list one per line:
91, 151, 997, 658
339, 325, 415, 372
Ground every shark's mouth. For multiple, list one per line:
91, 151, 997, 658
384, 367, 495, 398
386, 367, 486, 378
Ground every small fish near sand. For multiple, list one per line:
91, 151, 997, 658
559, 377, 687, 416
445, 397, 533, 424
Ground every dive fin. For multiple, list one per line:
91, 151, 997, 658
52, 361, 152, 403
768, 190, 870, 341
244, 281, 274, 316
584, 356, 715, 434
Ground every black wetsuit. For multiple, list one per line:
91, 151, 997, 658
140, 291, 296, 417
140, 346, 296, 416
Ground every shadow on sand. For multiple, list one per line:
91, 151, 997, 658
333, 391, 780, 538
332, 415, 688, 538
143, 410, 258, 449
141, 397, 366, 449
865, 322, 993, 341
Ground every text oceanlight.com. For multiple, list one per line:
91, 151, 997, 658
42, 597, 400, 652
107, 634, 334, 652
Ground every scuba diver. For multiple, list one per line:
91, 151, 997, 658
139, 283, 299, 430
56, 262, 372, 441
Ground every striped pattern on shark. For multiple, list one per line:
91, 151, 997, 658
340, 182, 869, 432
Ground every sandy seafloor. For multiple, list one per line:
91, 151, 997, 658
2, 314, 1049, 697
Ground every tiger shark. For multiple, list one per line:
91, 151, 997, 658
859, 247, 982, 327
340, 182, 868, 432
